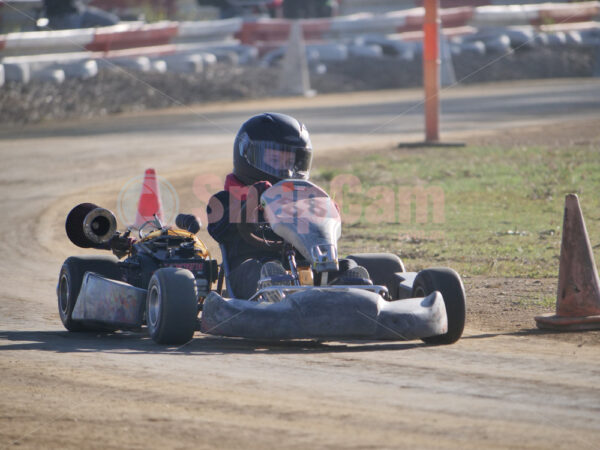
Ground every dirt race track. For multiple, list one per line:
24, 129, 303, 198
1, 81, 600, 449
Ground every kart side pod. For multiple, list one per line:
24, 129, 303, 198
72, 272, 146, 328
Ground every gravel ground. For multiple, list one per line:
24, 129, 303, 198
0, 45, 597, 125
1, 89, 600, 449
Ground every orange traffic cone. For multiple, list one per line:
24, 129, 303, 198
535, 194, 600, 330
134, 168, 164, 229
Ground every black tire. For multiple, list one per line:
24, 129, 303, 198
146, 268, 198, 345
412, 268, 466, 345
57, 256, 121, 332
347, 253, 405, 298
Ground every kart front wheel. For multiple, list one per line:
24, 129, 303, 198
146, 268, 198, 345
412, 268, 466, 345
57, 256, 121, 332
347, 253, 405, 299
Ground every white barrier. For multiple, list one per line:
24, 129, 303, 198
0, 2, 599, 83
472, 5, 540, 26
328, 12, 404, 36
472, 2, 600, 27
161, 53, 204, 73
1, 28, 96, 56
1, 2, 598, 56
62, 60, 98, 79
0, 18, 241, 56
178, 17, 242, 41
0, 39, 251, 82
31, 68, 65, 83
101, 56, 152, 72
3, 61, 30, 83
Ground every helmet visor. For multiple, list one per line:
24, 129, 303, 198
244, 138, 312, 180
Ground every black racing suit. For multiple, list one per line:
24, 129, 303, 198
207, 174, 358, 299
207, 178, 283, 299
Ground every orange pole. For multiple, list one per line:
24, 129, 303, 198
423, 0, 440, 142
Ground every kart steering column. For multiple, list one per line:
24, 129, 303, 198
285, 246, 301, 287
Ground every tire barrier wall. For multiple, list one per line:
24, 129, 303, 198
1, 3, 596, 55
0, 2, 598, 83
339, 0, 599, 16
237, 2, 599, 44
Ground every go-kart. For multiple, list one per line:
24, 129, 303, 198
57, 203, 218, 344
201, 179, 466, 344
57, 180, 466, 346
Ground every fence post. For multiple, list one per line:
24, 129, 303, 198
423, 0, 440, 143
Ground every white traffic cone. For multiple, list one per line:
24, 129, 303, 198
277, 20, 315, 97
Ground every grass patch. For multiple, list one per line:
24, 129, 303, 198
312, 143, 600, 278
533, 295, 556, 308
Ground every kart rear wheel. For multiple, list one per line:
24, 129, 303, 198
412, 268, 466, 345
146, 268, 198, 345
58, 256, 121, 332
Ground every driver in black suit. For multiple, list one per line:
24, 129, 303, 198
206, 113, 369, 301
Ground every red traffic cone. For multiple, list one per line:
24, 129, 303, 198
134, 168, 164, 229
535, 194, 600, 330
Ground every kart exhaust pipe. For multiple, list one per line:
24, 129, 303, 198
66, 203, 117, 248
83, 206, 117, 245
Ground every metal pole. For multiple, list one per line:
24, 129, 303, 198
423, 0, 440, 142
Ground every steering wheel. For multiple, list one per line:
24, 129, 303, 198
236, 201, 284, 252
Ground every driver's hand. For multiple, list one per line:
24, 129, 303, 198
242, 181, 272, 223
251, 181, 272, 213
251, 181, 272, 200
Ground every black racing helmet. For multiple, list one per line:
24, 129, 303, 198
233, 112, 313, 185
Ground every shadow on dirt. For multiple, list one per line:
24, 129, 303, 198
0, 329, 427, 355
461, 328, 575, 340
2, 327, 580, 355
